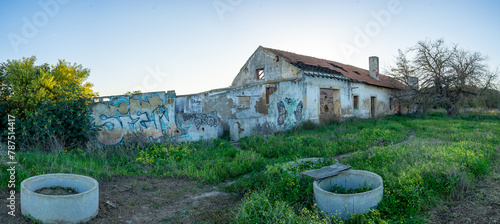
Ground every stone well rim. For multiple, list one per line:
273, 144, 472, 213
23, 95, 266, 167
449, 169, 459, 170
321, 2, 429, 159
21, 173, 98, 198
313, 169, 383, 196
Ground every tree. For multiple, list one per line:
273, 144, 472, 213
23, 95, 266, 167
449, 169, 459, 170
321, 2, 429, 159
124, 90, 142, 96
0, 56, 97, 149
2, 56, 95, 115
390, 39, 498, 115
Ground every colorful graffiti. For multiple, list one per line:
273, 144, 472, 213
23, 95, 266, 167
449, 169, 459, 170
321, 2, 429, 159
277, 101, 287, 125
277, 98, 303, 127
90, 92, 177, 145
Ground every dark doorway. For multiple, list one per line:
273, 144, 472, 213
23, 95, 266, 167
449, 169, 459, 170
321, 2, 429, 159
370, 96, 376, 118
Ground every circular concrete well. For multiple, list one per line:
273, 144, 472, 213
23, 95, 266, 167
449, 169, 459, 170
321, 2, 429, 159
21, 173, 99, 224
313, 170, 383, 220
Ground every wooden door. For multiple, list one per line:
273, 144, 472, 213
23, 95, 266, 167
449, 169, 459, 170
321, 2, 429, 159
320, 89, 333, 121
320, 89, 341, 121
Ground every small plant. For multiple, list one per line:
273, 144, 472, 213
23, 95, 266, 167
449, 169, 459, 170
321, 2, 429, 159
25, 214, 43, 224
327, 182, 373, 194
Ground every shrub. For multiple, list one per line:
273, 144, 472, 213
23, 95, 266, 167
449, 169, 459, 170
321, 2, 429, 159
235, 191, 330, 224
17, 94, 96, 150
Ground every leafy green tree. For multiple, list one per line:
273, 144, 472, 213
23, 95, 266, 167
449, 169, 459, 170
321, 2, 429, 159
124, 90, 142, 96
1, 56, 97, 150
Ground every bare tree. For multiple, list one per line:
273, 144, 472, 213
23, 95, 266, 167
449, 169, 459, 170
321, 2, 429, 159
390, 49, 419, 114
390, 39, 497, 115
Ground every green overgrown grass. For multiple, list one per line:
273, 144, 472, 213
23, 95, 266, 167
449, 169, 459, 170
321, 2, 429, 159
240, 118, 410, 160
232, 113, 500, 223
135, 138, 266, 183
1, 112, 499, 223
0, 145, 142, 191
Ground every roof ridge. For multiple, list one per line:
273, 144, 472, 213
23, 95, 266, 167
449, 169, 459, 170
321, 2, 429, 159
262, 46, 366, 72
261, 46, 406, 90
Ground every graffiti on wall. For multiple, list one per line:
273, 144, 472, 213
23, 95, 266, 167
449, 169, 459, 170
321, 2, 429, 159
295, 101, 303, 121
277, 98, 303, 127
175, 112, 222, 141
188, 97, 202, 113
90, 92, 177, 145
277, 101, 287, 125
182, 114, 218, 129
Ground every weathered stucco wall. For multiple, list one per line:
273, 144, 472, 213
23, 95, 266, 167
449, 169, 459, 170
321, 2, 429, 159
92, 47, 405, 143
175, 112, 223, 142
303, 75, 397, 121
304, 75, 352, 122
228, 80, 306, 141
90, 92, 177, 145
231, 46, 301, 87
90, 91, 222, 145
351, 83, 396, 118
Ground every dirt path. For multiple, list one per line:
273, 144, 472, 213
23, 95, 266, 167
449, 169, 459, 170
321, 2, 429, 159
1, 176, 240, 224
428, 148, 500, 223
337, 130, 416, 160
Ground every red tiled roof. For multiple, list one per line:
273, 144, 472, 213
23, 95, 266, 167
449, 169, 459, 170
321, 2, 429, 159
264, 47, 407, 89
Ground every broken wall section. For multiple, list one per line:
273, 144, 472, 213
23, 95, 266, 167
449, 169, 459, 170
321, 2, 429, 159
90, 91, 223, 145
231, 46, 301, 87
227, 80, 306, 141
176, 79, 306, 141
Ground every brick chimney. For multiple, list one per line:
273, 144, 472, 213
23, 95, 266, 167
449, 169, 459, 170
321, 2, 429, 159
369, 56, 379, 81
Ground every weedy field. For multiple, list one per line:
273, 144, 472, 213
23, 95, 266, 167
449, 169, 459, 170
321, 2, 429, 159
1, 111, 499, 223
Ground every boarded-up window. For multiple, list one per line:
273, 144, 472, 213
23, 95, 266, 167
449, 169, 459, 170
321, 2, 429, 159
256, 68, 265, 80
353, 95, 359, 110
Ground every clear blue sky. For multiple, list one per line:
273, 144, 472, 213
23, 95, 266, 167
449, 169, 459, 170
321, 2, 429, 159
1, 0, 499, 96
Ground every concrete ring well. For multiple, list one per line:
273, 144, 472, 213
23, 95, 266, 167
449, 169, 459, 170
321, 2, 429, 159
313, 169, 383, 220
21, 173, 99, 224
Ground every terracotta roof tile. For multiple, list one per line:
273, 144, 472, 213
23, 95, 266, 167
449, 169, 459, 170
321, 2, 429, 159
264, 47, 406, 89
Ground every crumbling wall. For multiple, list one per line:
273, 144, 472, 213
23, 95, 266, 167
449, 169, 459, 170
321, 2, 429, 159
304, 75, 352, 122
231, 46, 301, 87
228, 80, 306, 141
90, 91, 223, 145
175, 112, 223, 142
352, 84, 396, 118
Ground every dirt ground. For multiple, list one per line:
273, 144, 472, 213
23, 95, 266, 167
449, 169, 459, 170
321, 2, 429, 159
428, 148, 500, 223
1, 176, 241, 224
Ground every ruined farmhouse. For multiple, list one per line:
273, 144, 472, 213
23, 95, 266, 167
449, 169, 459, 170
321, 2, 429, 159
90, 46, 410, 144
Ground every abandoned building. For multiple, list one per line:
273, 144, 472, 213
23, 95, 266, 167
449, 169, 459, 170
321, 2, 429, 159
90, 46, 410, 144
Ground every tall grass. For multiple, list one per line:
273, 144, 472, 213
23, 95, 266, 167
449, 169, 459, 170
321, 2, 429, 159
1, 112, 498, 223
0, 143, 142, 191
233, 114, 500, 222
135, 138, 266, 183
240, 118, 410, 160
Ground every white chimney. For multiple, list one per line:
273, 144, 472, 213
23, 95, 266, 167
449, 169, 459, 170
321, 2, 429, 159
369, 56, 379, 81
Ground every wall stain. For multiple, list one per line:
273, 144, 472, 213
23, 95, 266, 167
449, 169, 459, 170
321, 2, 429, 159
255, 96, 268, 114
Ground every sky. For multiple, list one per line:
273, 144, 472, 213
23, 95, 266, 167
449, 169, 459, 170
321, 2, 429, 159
1, 0, 499, 96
